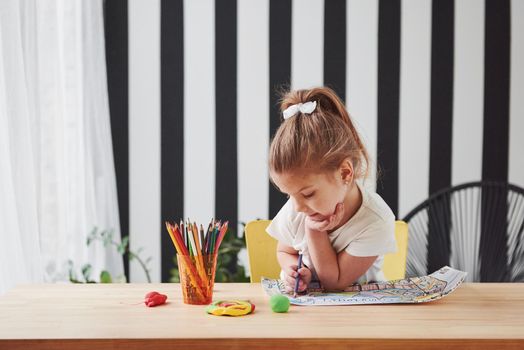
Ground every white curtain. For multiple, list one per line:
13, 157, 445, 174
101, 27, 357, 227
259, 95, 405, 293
0, 0, 124, 295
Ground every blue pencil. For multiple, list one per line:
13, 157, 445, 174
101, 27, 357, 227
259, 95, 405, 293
293, 253, 303, 298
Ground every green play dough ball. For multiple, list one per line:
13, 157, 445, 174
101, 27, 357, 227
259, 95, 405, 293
270, 294, 290, 313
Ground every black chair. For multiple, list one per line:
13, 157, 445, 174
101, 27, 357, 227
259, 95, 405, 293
403, 181, 524, 282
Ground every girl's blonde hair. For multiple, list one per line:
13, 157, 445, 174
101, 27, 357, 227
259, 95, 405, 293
269, 86, 369, 180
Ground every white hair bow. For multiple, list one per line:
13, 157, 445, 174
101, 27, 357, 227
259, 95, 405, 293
282, 101, 317, 119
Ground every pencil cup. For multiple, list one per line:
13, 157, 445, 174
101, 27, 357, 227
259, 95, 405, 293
177, 254, 218, 305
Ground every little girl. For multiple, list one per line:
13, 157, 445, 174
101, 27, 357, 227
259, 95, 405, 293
267, 86, 397, 292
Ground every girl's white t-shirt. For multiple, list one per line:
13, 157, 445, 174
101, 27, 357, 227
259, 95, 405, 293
266, 183, 397, 284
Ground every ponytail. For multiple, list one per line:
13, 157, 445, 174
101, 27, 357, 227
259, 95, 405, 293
270, 86, 369, 179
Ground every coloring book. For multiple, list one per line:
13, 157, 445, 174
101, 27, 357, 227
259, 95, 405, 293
262, 266, 467, 306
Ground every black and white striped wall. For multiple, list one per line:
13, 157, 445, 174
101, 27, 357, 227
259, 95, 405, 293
104, 0, 524, 282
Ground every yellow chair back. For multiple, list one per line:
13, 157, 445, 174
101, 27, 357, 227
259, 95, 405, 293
245, 220, 279, 282
245, 220, 408, 283
383, 221, 409, 280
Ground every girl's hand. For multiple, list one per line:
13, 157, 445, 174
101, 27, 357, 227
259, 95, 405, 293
305, 202, 345, 232
282, 263, 312, 293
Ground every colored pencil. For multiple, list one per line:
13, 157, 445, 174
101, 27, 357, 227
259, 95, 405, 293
294, 253, 303, 298
165, 223, 205, 298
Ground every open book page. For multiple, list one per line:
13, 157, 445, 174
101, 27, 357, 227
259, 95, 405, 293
261, 266, 467, 306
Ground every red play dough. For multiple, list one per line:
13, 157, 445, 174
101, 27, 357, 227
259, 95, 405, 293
144, 291, 167, 307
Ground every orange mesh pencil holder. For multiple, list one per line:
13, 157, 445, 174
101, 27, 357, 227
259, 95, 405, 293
177, 254, 217, 305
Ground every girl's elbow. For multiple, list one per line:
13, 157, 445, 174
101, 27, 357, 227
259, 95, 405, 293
322, 281, 346, 291
320, 276, 346, 291
322, 276, 358, 291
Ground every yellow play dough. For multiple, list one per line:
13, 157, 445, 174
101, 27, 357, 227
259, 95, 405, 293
206, 300, 255, 316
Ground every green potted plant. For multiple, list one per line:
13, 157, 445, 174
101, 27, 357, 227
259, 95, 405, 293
68, 228, 152, 283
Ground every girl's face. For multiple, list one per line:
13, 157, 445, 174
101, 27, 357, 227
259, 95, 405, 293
271, 169, 348, 221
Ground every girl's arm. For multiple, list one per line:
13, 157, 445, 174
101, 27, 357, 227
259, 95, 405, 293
306, 228, 377, 290
276, 241, 299, 269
